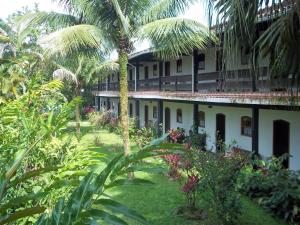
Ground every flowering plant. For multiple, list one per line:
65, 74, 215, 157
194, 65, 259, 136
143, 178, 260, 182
168, 128, 186, 143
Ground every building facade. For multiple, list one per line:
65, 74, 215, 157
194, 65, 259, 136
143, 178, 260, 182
93, 45, 300, 171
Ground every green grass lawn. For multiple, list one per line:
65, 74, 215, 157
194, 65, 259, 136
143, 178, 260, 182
70, 122, 288, 225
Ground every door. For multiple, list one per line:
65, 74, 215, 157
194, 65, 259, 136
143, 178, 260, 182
165, 62, 170, 77
216, 113, 225, 151
144, 105, 149, 127
273, 120, 290, 168
165, 107, 171, 133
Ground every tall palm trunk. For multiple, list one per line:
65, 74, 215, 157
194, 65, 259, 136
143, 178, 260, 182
75, 85, 81, 133
118, 49, 130, 156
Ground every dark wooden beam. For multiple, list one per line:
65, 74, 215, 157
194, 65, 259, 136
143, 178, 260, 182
157, 100, 163, 137
252, 106, 259, 155
135, 100, 140, 128
193, 103, 199, 133
159, 61, 163, 91
97, 97, 101, 111
193, 49, 199, 92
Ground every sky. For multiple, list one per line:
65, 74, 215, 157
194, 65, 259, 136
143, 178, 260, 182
0, 0, 207, 23
0, 0, 207, 53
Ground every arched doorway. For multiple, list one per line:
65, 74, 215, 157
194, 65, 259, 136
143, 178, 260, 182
216, 113, 226, 151
165, 107, 171, 133
273, 120, 290, 168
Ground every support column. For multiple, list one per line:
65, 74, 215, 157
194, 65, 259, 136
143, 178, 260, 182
157, 100, 163, 137
159, 61, 163, 91
193, 103, 199, 134
252, 106, 259, 155
136, 61, 140, 91
97, 97, 101, 111
135, 100, 140, 128
193, 49, 199, 93
107, 98, 110, 110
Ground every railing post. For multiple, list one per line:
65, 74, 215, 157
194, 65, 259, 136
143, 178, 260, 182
193, 49, 198, 93
252, 106, 259, 155
159, 61, 163, 91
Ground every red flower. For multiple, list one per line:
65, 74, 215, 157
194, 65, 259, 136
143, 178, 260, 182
182, 174, 199, 193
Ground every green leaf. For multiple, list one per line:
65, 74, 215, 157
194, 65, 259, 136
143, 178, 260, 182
81, 209, 128, 225
105, 178, 155, 189
0, 206, 46, 225
94, 198, 149, 225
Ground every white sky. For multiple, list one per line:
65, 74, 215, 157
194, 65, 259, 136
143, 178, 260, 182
0, 0, 207, 53
0, 0, 207, 23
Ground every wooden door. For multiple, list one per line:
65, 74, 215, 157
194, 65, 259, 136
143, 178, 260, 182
144, 105, 149, 127
165, 107, 171, 132
273, 120, 290, 168
216, 113, 225, 151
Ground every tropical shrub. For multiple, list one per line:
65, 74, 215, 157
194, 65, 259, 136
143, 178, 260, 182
195, 148, 245, 225
186, 129, 207, 149
239, 155, 300, 223
132, 126, 156, 150
168, 128, 186, 144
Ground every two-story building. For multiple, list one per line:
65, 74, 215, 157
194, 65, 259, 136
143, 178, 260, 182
93, 8, 300, 171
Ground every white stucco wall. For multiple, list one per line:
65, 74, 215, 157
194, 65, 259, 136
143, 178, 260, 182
139, 100, 159, 127
168, 56, 193, 76
197, 105, 252, 151
259, 109, 300, 171
162, 102, 194, 134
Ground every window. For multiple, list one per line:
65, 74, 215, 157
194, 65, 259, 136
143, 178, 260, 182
144, 66, 149, 79
176, 59, 182, 73
198, 54, 205, 70
117, 73, 120, 81
198, 111, 205, 128
241, 116, 252, 137
176, 109, 182, 123
129, 69, 133, 81
153, 64, 158, 76
112, 74, 115, 81
153, 106, 158, 118
241, 46, 250, 65
112, 102, 115, 110
129, 103, 133, 118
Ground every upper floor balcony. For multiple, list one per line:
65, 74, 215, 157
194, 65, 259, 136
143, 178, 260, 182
93, 48, 299, 106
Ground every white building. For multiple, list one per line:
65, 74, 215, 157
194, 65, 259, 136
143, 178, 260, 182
93, 25, 300, 171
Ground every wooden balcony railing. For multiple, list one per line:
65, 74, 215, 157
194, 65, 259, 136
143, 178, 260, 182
138, 78, 160, 91
94, 67, 296, 94
161, 75, 192, 91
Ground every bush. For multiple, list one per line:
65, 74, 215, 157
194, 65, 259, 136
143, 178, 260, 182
195, 148, 245, 225
168, 128, 186, 144
239, 155, 300, 223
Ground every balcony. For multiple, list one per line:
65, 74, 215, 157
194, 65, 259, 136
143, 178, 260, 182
95, 68, 297, 94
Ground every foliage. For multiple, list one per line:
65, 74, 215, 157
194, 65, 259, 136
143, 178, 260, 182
168, 128, 186, 144
239, 155, 300, 223
32, 141, 184, 225
132, 126, 156, 150
88, 110, 118, 132
186, 128, 207, 149
195, 148, 246, 225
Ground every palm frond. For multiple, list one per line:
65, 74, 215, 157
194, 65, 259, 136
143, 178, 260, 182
38, 24, 108, 56
16, 11, 78, 33
53, 68, 78, 85
88, 60, 119, 82
137, 17, 217, 59
140, 0, 196, 24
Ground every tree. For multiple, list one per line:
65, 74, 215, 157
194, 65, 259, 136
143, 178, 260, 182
19, 0, 216, 157
206, 0, 300, 92
52, 56, 118, 133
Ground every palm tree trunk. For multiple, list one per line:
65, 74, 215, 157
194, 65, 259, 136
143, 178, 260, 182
75, 86, 81, 133
118, 50, 130, 156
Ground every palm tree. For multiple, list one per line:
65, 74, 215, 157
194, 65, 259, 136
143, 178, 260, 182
52, 56, 118, 133
19, 0, 215, 156
206, 0, 300, 92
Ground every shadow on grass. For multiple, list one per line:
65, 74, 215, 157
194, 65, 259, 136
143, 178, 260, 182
73, 125, 287, 225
